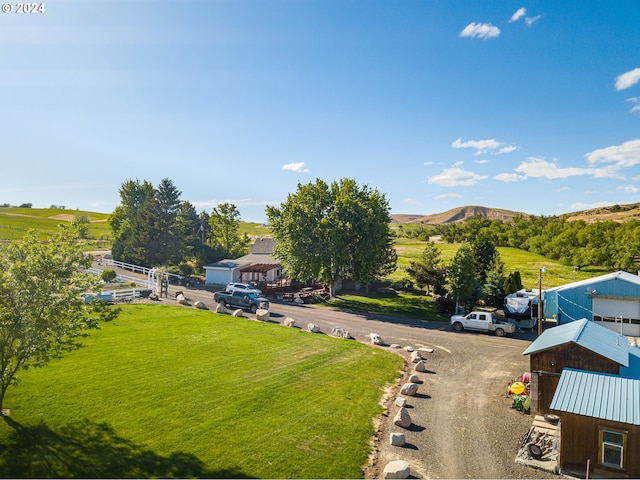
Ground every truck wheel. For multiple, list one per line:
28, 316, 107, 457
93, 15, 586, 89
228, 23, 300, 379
250, 304, 258, 314
495, 328, 505, 337
453, 322, 463, 331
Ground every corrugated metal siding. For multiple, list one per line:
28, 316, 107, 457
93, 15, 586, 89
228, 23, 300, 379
523, 319, 629, 366
545, 272, 640, 324
551, 369, 640, 425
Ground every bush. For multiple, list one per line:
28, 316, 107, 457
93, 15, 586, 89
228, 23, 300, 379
100, 270, 117, 283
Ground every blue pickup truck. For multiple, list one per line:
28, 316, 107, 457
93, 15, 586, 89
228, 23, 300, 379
213, 290, 269, 313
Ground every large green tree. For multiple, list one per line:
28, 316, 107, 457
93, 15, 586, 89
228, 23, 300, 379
266, 178, 395, 297
406, 241, 446, 295
447, 243, 477, 313
0, 228, 116, 412
208, 203, 250, 259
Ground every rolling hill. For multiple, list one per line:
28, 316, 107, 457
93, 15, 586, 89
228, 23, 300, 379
391, 202, 640, 225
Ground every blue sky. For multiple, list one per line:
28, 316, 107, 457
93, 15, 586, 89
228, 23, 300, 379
2, 0, 640, 222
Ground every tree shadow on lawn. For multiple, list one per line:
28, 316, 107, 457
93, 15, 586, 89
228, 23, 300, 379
0, 416, 254, 478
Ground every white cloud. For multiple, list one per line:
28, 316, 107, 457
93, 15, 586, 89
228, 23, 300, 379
618, 184, 639, 193
475, 159, 489, 164
435, 193, 462, 199
282, 162, 310, 173
514, 157, 623, 180
497, 145, 518, 154
509, 8, 526, 22
494, 173, 525, 182
459, 23, 500, 40
453, 161, 464, 167
615, 68, 640, 91
525, 15, 541, 26
428, 167, 488, 187
423, 161, 434, 166
452, 137, 516, 155
402, 198, 420, 205
557, 186, 570, 192
585, 139, 640, 168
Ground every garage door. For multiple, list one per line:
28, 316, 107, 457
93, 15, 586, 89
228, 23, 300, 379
593, 298, 640, 336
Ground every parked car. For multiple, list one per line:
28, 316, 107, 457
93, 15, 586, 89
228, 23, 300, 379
226, 282, 262, 295
213, 290, 269, 313
450, 310, 516, 337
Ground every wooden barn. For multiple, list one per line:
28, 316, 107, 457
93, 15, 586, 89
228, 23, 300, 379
550, 367, 640, 478
522, 319, 630, 415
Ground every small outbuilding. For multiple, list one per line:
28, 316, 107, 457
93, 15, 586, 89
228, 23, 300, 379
550, 367, 640, 478
544, 271, 640, 336
523, 319, 631, 415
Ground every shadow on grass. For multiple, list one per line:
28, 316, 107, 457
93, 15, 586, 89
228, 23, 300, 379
0, 416, 254, 478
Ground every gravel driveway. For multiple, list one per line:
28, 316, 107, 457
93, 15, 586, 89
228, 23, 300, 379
96, 264, 557, 478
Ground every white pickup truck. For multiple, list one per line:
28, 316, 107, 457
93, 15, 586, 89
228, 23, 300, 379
450, 311, 516, 337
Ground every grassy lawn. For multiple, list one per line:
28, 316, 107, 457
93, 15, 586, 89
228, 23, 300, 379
324, 291, 445, 322
0, 304, 403, 479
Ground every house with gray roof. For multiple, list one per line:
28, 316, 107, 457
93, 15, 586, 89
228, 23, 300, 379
203, 238, 281, 286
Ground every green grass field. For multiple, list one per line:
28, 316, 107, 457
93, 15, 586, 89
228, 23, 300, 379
392, 237, 609, 290
0, 207, 112, 249
0, 304, 403, 479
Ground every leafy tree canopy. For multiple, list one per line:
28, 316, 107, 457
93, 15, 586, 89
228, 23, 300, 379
0, 227, 117, 412
266, 178, 395, 297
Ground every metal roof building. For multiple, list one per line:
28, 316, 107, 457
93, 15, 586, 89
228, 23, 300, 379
543, 271, 640, 336
523, 318, 630, 368
551, 368, 640, 425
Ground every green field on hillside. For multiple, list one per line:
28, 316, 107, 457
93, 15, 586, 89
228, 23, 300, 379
0, 207, 112, 248
391, 237, 609, 290
0, 304, 403, 479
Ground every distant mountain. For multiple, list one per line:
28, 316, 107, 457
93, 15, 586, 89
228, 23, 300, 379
391, 202, 640, 225
391, 206, 526, 225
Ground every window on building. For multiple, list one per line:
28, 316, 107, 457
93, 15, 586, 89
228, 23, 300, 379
599, 428, 627, 470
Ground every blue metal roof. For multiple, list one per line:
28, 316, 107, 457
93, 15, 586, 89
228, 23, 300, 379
550, 368, 640, 425
545, 271, 640, 294
522, 318, 630, 367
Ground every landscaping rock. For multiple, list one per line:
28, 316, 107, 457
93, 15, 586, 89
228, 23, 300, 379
383, 460, 410, 479
176, 293, 189, 305
331, 326, 350, 339
408, 374, 420, 383
232, 309, 244, 317
284, 317, 296, 327
294, 297, 304, 304
370, 333, 384, 345
419, 347, 434, 354
395, 397, 407, 407
215, 303, 228, 314
307, 323, 319, 333
400, 383, 419, 396
389, 344, 402, 349
390, 432, 406, 446
256, 309, 270, 321
410, 351, 422, 363
194, 301, 207, 310
415, 360, 427, 372
393, 407, 412, 428
404, 346, 414, 352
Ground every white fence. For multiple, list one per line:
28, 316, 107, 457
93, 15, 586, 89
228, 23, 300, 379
100, 258, 152, 276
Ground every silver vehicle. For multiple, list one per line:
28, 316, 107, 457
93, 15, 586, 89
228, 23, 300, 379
226, 282, 262, 295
